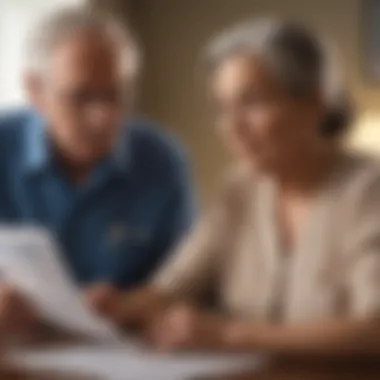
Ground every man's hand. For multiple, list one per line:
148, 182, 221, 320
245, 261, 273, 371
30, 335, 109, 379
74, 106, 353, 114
146, 303, 227, 351
83, 283, 122, 325
0, 283, 39, 335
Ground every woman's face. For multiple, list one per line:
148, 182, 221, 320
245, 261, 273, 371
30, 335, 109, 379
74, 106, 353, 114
211, 54, 323, 173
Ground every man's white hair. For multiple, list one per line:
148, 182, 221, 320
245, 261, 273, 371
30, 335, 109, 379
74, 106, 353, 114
24, 5, 141, 79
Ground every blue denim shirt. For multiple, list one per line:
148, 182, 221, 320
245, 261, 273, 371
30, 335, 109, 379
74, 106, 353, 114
0, 109, 195, 288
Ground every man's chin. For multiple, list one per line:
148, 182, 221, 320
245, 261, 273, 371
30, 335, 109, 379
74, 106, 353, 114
68, 152, 108, 168
74, 145, 113, 163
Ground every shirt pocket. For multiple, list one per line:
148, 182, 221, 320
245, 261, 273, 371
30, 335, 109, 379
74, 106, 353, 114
108, 224, 152, 252
103, 223, 155, 286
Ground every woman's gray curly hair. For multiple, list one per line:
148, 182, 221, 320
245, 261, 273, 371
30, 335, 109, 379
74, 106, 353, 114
205, 18, 352, 138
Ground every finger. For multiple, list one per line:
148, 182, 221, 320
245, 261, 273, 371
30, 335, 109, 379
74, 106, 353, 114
145, 316, 171, 348
150, 319, 188, 351
85, 284, 117, 314
85, 294, 108, 315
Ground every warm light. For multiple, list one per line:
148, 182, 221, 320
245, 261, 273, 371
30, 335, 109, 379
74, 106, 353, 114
0, 0, 87, 109
348, 112, 380, 154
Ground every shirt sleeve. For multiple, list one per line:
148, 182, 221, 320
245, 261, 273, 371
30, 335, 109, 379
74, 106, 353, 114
151, 200, 228, 302
345, 168, 380, 318
138, 152, 197, 282
151, 170, 241, 302
163, 160, 197, 250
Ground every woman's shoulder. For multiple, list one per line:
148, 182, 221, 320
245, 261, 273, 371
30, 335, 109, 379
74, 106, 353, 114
205, 164, 260, 219
218, 163, 259, 199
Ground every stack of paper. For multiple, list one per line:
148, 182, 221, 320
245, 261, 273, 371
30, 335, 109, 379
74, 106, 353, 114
0, 227, 119, 342
9, 344, 262, 380
0, 227, 263, 379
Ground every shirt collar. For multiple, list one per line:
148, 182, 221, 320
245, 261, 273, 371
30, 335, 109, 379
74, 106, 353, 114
22, 110, 131, 177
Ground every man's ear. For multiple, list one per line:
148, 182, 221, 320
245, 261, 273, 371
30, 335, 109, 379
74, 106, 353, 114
23, 72, 44, 110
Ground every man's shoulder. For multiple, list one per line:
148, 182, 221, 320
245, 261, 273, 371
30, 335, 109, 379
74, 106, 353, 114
0, 107, 31, 138
0, 107, 32, 126
0, 108, 32, 154
127, 118, 188, 172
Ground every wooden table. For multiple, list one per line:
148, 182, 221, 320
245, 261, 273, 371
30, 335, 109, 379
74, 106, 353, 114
3, 359, 380, 380
2, 339, 380, 380
217, 356, 380, 380
0, 368, 97, 380
3, 366, 380, 379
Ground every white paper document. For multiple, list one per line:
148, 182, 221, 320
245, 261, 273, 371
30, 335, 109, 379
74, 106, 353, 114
0, 226, 264, 379
0, 226, 119, 342
9, 344, 262, 380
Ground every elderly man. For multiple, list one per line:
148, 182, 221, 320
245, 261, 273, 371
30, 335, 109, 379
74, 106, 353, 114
0, 6, 194, 335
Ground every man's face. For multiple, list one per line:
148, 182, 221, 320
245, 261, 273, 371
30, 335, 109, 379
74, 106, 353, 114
26, 30, 131, 165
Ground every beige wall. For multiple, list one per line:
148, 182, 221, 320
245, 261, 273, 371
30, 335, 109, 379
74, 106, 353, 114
128, 0, 380, 205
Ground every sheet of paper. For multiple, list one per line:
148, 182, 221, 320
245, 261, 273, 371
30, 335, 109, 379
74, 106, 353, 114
8, 344, 263, 380
0, 226, 120, 343
0, 226, 264, 379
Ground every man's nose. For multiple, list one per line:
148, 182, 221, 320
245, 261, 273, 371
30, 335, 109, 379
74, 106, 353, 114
229, 113, 250, 139
85, 104, 117, 130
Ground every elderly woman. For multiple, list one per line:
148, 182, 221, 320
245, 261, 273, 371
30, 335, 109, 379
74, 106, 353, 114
99, 19, 380, 356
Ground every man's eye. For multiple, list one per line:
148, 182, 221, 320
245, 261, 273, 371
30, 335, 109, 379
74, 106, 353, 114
243, 94, 270, 106
63, 90, 124, 106
102, 91, 124, 104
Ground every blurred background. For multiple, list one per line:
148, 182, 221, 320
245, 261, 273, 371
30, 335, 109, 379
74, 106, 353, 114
1, 0, 380, 206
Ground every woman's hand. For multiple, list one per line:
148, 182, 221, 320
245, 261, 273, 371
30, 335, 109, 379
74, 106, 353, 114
146, 303, 228, 351
83, 283, 123, 325
83, 285, 174, 331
